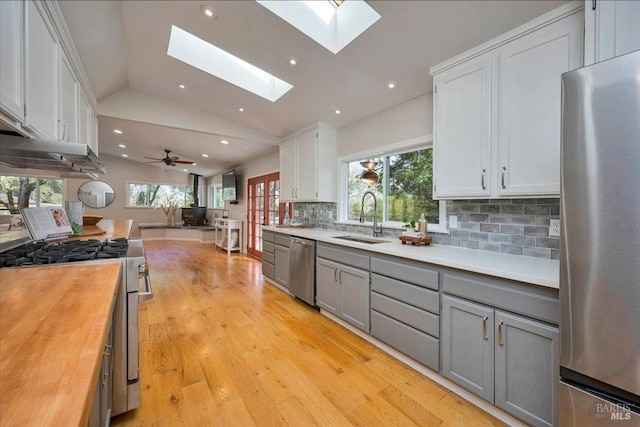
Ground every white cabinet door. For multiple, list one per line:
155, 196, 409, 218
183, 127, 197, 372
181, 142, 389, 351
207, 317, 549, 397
585, 0, 640, 66
295, 129, 317, 201
279, 137, 297, 202
24, 0, 59, 140
497, 13, 583, 196
90, 109, 99, 154
78, 91, 91, 145
59, 54, 78, 143
433, 55, 492, 198
0, 0, 24, 122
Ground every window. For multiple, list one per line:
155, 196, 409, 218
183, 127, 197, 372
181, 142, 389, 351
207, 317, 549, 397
0, 175, 64, 215
209, 185, 223, 209
339, 137, 446, 233
126, 182, 194, 208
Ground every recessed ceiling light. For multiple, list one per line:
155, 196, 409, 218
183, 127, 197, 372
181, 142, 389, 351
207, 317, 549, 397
200, 5, 217, 19
113, 129, 122, 134
334, 109, 341, 115
288, 57, 298, 66
167, 26, 293, 102
387, 81, 396, 89
177, 83, 186, 89
202, 154, 209, 158
118, 144, 126, 148
183, 168, 189, 172
122, 154, 128, 158
191, 162, 197, 166
220, 140, 229, 145
238, 107, 245, 112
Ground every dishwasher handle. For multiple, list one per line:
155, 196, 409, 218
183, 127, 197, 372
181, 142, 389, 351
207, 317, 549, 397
291, 238, 312, 246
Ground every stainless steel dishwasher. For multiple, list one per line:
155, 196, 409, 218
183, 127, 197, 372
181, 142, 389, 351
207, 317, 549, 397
289, 237, 316, 306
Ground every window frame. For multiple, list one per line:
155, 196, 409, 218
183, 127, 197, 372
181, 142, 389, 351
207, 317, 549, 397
336, 135, 447, 234
125, 180, 195, 209
208, 184, 223, 209
0, 174, 67, 215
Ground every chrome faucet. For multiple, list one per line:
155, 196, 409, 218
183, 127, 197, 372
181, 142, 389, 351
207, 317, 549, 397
359, 190, 382, 237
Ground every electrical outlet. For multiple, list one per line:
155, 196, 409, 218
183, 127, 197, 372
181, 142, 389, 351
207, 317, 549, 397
550, 219, 560, 237
449, 215, 458, 229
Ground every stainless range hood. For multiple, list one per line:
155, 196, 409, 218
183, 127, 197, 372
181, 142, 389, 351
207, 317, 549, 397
0, 133, 106, 177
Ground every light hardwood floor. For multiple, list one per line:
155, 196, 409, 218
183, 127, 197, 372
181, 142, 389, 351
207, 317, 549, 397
111, 241, 507, 427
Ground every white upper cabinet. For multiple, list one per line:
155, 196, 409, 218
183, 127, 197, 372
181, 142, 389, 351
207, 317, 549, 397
279, 123, 337, 203
59, 53, 79, 143
585, 0, 640, 65
497, 12, 583, 196
431, 2, 583, 199
0, 1, 25, 123
24, 0, 59, 141
433, 55, 493, 198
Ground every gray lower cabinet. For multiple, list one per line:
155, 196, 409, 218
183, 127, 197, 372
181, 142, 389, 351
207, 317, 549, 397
316, 243, 370, 332
316, 257, 339, 314
441, 295, 494, 402
262, 231, 275, 280
442, 294, 559, 427
274, 234, 290, 288
369, 255, 441, 371
88, 312, 114, 427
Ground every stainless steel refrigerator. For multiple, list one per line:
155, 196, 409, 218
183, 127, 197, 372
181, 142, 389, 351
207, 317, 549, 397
559, 49, 640, 425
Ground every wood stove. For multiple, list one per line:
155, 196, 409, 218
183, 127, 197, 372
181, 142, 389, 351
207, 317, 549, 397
181, 207, 207, 226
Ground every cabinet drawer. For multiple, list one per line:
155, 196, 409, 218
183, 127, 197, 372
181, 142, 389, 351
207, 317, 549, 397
262, 241, 275, 254
371, 311, 439, 371
317, 243, 369, 270
262, 261, 274, 280
443, 271, 559, 324
263, 231, 275, 243
372, 292, 439, 337
262, 251, 274, 264
274, 234, 290, 247
371, 273, 439, 314
371, 256, 439, 290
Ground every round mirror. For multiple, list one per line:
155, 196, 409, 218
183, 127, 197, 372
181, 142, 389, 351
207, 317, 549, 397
78, 180, 115, 209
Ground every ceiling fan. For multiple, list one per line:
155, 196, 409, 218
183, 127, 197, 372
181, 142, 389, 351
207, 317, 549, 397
144, 149, 195, 166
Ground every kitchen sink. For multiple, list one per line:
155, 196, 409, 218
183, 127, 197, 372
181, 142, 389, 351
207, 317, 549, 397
332, 235, 388, 244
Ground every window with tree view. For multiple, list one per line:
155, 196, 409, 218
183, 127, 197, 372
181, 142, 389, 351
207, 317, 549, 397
0, 176, 64, 215
128, 183, 195, 207
347, 147, 440, 226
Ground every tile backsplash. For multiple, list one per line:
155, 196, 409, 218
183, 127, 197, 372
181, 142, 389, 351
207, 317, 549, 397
293, 198, 560, 260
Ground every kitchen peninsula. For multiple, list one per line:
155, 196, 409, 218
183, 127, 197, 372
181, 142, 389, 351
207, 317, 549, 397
0, 219, 133, 426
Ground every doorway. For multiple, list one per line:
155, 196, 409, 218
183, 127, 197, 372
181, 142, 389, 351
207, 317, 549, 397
247, 172, 285, 258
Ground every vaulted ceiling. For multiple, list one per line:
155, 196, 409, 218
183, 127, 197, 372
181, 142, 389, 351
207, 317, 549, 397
59, 0, 568, 177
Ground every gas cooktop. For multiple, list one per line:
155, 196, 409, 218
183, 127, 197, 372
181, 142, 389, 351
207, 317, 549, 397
0, 238, 129, 268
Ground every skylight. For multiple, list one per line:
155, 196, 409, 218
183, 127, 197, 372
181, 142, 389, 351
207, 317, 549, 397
256, 0, 381, 54
167, 26, 293, 102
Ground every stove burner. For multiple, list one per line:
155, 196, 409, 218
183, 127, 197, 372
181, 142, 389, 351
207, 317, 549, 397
0, 238, 129, 268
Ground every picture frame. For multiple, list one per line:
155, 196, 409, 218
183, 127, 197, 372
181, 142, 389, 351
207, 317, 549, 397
222, 210, 229, 219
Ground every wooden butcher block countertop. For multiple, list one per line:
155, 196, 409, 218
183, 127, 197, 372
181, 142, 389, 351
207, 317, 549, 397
0, 262, 122, 426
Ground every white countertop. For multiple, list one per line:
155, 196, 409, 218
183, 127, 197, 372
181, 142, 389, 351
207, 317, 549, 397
264, 226, 559, 289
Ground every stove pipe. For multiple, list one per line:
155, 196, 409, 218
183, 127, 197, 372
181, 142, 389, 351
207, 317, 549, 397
190, 173, 202, 207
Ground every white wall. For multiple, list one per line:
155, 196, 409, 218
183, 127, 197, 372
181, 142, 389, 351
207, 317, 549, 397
337, 94, 433, 157
212, 151, 280, 253
65, 154, 193, 238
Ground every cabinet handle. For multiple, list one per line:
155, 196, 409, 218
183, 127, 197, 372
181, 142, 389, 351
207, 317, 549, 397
58, 120, 65, 141
291, 188, 295, 198
334, 267, 338, 283
482, 315, 488, 340
498, 320, 504, 346
338, 269, 342, 284
592, 0, 596, 10
295, 188, 298, 198
501, 166, 507, 189
481, 169, 486, 190
65, 124, 69, 142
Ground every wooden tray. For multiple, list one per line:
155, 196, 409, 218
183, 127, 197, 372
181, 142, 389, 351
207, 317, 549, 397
399, 235, 432, 246
77, 225, 106, 237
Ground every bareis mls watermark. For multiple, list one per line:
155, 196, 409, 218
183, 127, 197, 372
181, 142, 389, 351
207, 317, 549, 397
595, 402, 633, 421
